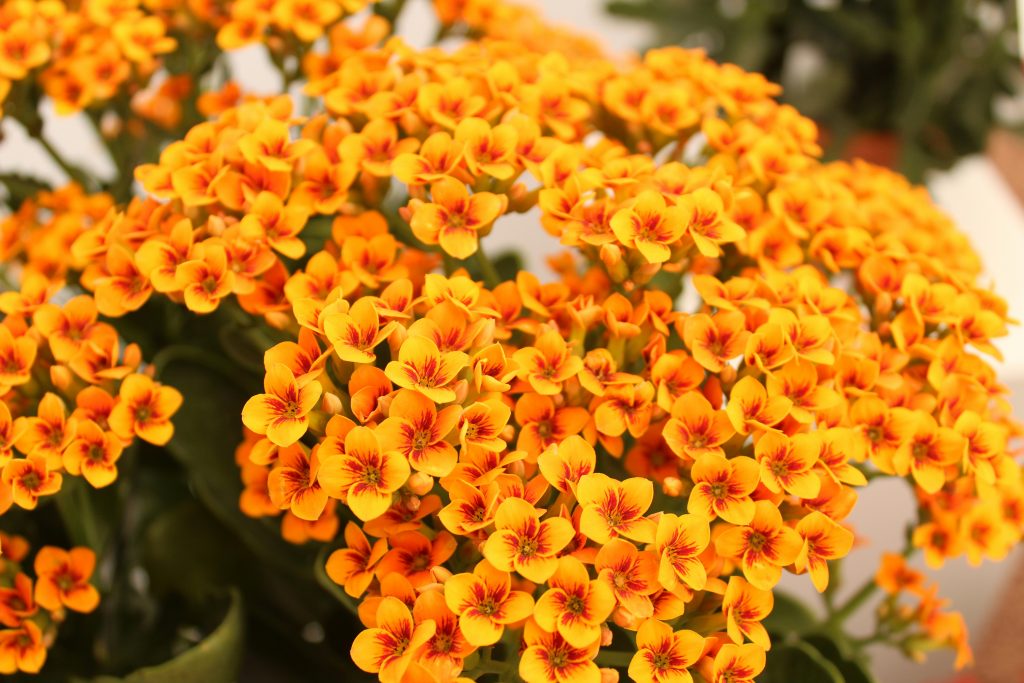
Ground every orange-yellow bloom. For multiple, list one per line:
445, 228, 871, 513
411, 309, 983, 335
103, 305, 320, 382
519, 618, 601, 683
794, 511, 855, 592
34, 546, 99, 613
663, 391, 735, 460
688, 454, 759, 525
715, 500, 802, 590
629, 618, 706, 683
444, 559, 534, 647
535, 556, 615, 647
2, 455, 62, 510
610, 191, 687, 264
351, 596, 436, 683
577, 473, 656, 544
710, 643, 766, 683
241, 364, 321, 447
63, 420, 123, 489
410, 178, 506, 259
655, 512, 710, 591
483, 497, 574, 583
512, 328, 583, 396
754, 432, 822, 499
385, 336, 467, 404
326, 522, 389, 598
377, 389, 460, 477
318, 426, 410, 522
723, 576, 773, 649
109, 374, 182, 447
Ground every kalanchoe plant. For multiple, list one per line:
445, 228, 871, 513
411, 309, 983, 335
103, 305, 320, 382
607, 0, 1022, 180
0, 0, 1021, 681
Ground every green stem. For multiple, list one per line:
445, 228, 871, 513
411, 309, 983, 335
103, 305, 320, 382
473, 244, 501, 287
825, 576, 878, 629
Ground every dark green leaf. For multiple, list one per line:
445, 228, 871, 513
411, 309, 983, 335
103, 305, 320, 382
763, 590, 819, 636
804, 634, 877, 683
759, 641, 844, 683
85, 590, 244, 683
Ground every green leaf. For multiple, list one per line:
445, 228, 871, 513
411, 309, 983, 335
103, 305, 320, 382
85, 590, 244, 683
155, 350, 318, 579
804, 635, 877, 683
763, 590, 819, 636
759, 641, 844, 683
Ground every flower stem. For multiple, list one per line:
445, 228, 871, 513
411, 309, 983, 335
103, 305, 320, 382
473, 245, 502, 288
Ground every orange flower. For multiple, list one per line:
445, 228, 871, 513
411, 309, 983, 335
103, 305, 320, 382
515, 393, 589, 458
577, 473, 656, 544
677, 187, 745, 258
241, 364, 321, 447
110, 374, 184, 448
688, 454, 759, 525
629, 618, 705, 683
393, 131, 464, 186
610, 190, 686, 264
519, 618, 601, 683
0, 620, 46, 675
411, 590, 475, 680
754, 432, 821, 499
385, 336, 467, 404
794, 511, 855, 592
875, 552, 926, 596
410, 178, 506, 259
482, 497, 574, 583
325, 298, 398, 363
238, 191, 310, 260
682, 312, 749, 373
710, 643, 765, 683
714, 500, 802, 590
376, 530, 458, 589
725, 377, 792, 436
512, 328, 583, 396
267, 444, 328, 521
594, 538, 660, 619
536, 435, 597, 495
455, 117, 519, 180
2, 455, 62, 510
438, 480, 499, 536
663, 391, 735, 460
594, 381, 655, 438
63, 420, 123, 489
318, 426, 410, 522
0, 573, 35, 628
32, 295, 99, 362
34, 546, 100, 613
377, 389, 460, 477
535, 556, 615, 647
327, 522, 389, 597
238, 119, 316, 173
458, 399, 511, 453
0, 324, 36, 393
723, 576, 772, 649
93, 246, 152, 317
14, 393, 76, 470
890, 410, 964, 494
444, 559, 534, 647
655, 512, 710, 591
351, 596, 436, 683
175, 242, 236, 314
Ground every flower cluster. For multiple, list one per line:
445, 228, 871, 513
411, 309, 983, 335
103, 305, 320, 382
0, 0, 1019, 680
0, 533, 100, 674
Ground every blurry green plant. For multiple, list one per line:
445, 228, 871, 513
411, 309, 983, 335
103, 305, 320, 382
607, 0, 1022, 179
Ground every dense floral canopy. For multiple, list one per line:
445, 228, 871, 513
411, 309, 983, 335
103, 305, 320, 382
0, 0, 1020, 679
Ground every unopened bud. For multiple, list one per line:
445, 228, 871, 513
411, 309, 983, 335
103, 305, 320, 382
600, 624, 614, 647
404, 495, 422, 513
431, 566, 454, 583
600, 668, 620, 683
321, 392, 343, 415
49, 365, 72, 391
407, 472, 434, 496
662, 476, 683, 497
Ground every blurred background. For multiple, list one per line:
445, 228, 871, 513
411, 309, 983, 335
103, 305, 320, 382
1, 1, 1022, 681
